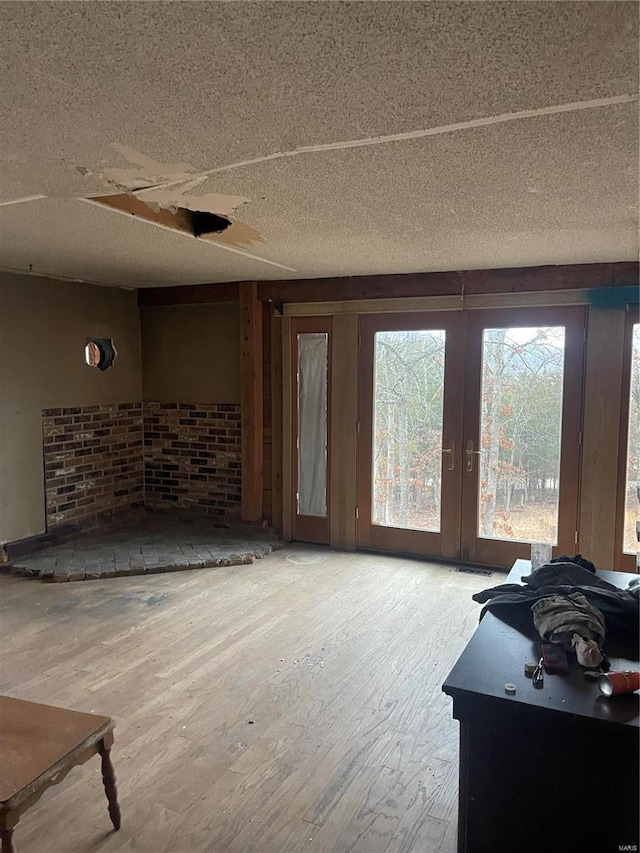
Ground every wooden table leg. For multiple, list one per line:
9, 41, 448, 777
98, 741, 121, 831
1, 828, 14, 853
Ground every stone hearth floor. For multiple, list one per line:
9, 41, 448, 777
5, 517, 282, 582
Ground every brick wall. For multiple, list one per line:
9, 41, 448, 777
40, 401, 242, 534
42, 403, 143, 531
143, 402, 242, 521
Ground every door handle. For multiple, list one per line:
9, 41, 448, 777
465, 440, 482, 473
442, 440, 455, 471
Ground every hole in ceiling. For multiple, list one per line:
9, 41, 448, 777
92, 193, 233, 239
189, 209, 231, 237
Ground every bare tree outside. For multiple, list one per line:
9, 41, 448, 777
478, 326, 565, 543
371, 325, 568, 545
372, 330, 446, 531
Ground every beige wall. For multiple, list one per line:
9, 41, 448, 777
0, 273, 141, 543
141, 303, 240, 404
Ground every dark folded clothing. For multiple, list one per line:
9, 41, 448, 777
549, 553, 597, 573
522, 561, 616, 590
473, 570, 639, 641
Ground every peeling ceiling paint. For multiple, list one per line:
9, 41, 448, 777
138, 187, 250, 218
104, 144, 252, 219
102, 143, 199, 190
97, 144, 268, 248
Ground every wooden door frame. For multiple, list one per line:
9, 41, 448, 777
288, 316, 332, 545
614, 306, 640, 572
356, 311, 466, 559
460, 306, 587, 567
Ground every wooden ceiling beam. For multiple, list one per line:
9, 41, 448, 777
136, 262, 638, 307
259, 263, 638, 304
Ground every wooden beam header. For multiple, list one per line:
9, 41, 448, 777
137, 262, 638, 308
283, 287, 640, 317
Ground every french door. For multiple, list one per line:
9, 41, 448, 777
357, 307, 586, 567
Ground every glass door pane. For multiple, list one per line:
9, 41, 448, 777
297, 332, 328, 517
357, 312, 465, 561
372, 330, 446, 532
291, 317, 331, 546
477, 326, 565, 545
622, 323, 640, 555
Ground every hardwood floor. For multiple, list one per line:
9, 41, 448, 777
0, 546, 496, 853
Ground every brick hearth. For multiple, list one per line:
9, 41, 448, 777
6, 516, 280, 582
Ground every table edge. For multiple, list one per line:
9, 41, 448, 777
0, 718, 115, 811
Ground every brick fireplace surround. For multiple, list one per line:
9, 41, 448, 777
143, 402, 241, 520
42, 401, 241, 535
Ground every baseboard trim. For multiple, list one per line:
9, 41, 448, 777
3, 528, 79, 560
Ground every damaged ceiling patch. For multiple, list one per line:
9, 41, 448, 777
203, 218, 264, 248
93, 193, 231, 238
92, 193, 265, 248
103, 144, 202, 192
138, 186, 250, 218
95, 144, 265, 247
102, 144, 251, 217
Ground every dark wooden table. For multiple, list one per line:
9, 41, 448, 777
0, 696, 121, 852
443, 560, 639, 853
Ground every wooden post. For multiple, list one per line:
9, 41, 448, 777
330, 314, 359, 550
579, 307, 626, 567
281, 316, 293, 541
240, 282, 264, 522
271, 314, 284, 536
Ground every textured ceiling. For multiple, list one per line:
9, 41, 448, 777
0, 1, 637, 288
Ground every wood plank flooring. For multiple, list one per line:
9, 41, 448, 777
0, 546, 496, 853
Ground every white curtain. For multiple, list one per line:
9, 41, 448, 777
297, 333, 328, 517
